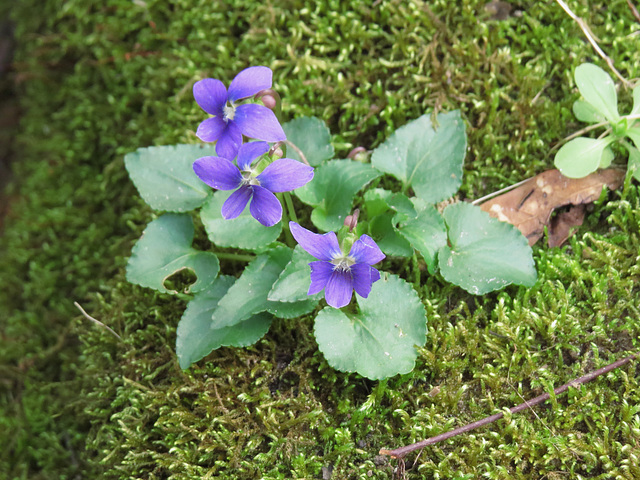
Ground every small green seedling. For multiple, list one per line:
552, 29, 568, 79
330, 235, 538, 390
554, 62, 640, 181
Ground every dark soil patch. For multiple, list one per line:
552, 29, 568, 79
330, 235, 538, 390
0, 20, 17, 233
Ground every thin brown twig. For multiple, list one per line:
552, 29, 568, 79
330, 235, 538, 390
554, 0, 631, 88
471, 176, 534, 205
379, 352, 638, 459
547, 120, 610, 154
213, 382, 230, 414
627, 0, 640, 24
74, 301, 122, 340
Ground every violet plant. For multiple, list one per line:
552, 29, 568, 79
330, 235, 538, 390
124, 66, 537, 379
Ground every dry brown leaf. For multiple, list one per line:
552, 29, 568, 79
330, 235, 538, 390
479, 168, 624, 246
547, 204, 586, 248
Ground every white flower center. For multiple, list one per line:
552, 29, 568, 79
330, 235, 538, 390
223, 104, 235, 122
241, 171, 260, 187
331, 254, 355, 272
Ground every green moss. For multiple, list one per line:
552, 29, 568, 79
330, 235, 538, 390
2, 0, 640, 478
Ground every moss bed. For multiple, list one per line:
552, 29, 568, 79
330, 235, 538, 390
1, 0, 639, 478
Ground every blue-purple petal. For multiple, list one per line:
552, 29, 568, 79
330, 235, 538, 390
249, 185, 282, 227
235, 103, 286, 142
237, 141, 270, 171
193, 156, 242, 190
196, 117, 226, 143
257, 158, 314, 192
325, 270, 353, 308
370, 266, 381, 284
349, 234, 386, 266
215, 122, 243, 160
222, 186, 252, 219
193, 78, 227, 115
308, 261, 334, 295
228, 66, 273, 102
351, 263, 375, 299
289, 222, 341, 262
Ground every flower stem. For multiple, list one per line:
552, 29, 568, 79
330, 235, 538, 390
283, 192, 298, 224
277, 193, 296, 247
212, 251, 255, 262
411, 253, 421, 288
285, 140, 310, 166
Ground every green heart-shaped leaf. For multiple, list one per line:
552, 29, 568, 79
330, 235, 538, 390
199, 191, 282, 251
211, 247, 292, 329
125, 144, 215, 212
438, 203, 536, 294
283, 116, 335, 166
176, 276, 273, 369
295, 159, 381, 231
395, 198, 447, 274
313, 274, 427, 379
371, 111, 466, 203
126, 214, 219, 294
369, 212, 413, 257
268, 245, 323, 303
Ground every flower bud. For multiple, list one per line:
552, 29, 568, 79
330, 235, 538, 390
254, 88, 280, 111
344, 209, 360, 232
347, 146, 370, 163
261, 94, 277, 110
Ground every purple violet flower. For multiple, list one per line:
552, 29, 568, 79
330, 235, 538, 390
194, 66, 286, 159
193, 142, 313, 227
289, 222, 386, 308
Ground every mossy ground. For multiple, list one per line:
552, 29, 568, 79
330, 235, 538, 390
1, 0, 639, 478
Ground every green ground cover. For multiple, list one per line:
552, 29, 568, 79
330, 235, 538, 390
1, 0, 639, 478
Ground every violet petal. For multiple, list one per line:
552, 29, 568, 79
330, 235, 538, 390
351, 263, 375, 299
228, 66, 273, 102
237, 141, 270, 171
370, 266, 381, 284
249, 185, 282, 227
289, 222, 341, 262
193, 78, 227, 115
324, 270, 353, 308
215, 122, 243, 160
221, 186, 252, 219
196, 116, 226, 143
257, 158, 314, 192
193, 156, 242, 190
235, 103, 286, 142
308, 261, 334, 295
349, 234, 385, 265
